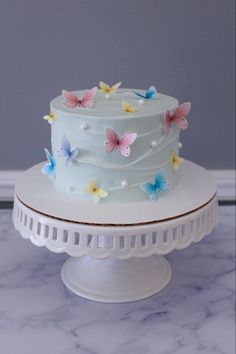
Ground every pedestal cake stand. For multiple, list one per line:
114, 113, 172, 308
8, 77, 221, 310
13, 161, 218, 303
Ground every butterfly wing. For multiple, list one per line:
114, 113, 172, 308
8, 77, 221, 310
175, 102, 191, 117
62, 90, 80, 108
110, 82, 121, 94
68, 148, 79, 163
62, 138, 78, 165
80, 87, 97, 108
44, 148, 55, 166
164, 111, 172, 134
119, 133, 137, 157
42, 148, 55, 177
105, 128, 119, 152
85, 181, 97, 194
122, 100, 137, 113
133, 91, 146, 99
143, 182, 159, 201
155, 172, 169, 192
58, 134, 71, 158
122, 100, 129, 111
173, 117, 188, 130
120, 133, 137, 146
172, 102, 191, 130
94, 188, 108, 203
62, 134, 71, 156
43, 112, 56, 124
99, 81, 110, 93
172, 156, 184, 170
41, 164, 54, 177
43, 115, 52, 124
146, 86, 157, 99
66, 154, 78, 166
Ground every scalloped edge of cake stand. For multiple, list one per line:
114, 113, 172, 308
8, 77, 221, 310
13, 194, 218, 259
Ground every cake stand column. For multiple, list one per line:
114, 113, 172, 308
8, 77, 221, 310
61, 255, 172, 303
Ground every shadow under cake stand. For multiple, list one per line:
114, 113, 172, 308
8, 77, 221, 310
13, 161, 218, 303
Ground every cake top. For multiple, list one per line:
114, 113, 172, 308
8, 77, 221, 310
50, 88, 178, 119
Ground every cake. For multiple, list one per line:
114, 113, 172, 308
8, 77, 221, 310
42, 82, 191, 203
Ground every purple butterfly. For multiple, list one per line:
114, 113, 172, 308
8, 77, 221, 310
57, 134, 79, 166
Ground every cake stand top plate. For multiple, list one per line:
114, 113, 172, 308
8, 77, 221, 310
15, 160, 216, 226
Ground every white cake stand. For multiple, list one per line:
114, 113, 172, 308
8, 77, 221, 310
13, 161, 218, 303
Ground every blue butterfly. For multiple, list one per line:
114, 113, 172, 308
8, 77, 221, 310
134, 86, 158, 100
41, 148, 56, 179
142, 171, 169, 201
57, 134, 79, 166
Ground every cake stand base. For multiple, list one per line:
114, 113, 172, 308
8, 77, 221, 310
61, 255, 172, 303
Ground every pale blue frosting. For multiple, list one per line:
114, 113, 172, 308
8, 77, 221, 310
50, 89, 180, 203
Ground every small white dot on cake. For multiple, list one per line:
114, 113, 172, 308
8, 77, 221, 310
178, 142, 183, 148
105, 94, 111, 99
80, 123, 89, 131
138, 99, 145, 104
150, 140, 157, 148
67, 185, 75, 192
121, 180, 128, 188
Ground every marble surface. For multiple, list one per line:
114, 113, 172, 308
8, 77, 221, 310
0, 206, 235, 354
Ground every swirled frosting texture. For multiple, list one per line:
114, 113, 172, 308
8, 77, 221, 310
50, 89, 180, 203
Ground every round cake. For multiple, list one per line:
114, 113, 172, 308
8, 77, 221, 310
42, 83, 191, 203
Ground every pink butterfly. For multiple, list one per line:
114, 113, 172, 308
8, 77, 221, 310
62, 87, 97, 108
105, 128, 137, 157
164, 102, 191, 134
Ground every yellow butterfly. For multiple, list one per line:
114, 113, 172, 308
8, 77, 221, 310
85, 181, 108, 203
99, 81, 121, 95
43, 112, 57, 125
171, 150, 184, 170
122, 100, 137, 113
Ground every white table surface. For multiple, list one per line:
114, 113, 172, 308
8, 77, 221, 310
0, 206, 235, 354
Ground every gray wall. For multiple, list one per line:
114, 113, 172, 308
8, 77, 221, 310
0, 0, 235, 170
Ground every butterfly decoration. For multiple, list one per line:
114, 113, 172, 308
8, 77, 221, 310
99, 81, 121, 95
57, 134, 79, 166
122, 100, 137, 113
133, 86, 158, 100
62, 87, 97, 108
171, 150, 184, 170
85, 181, 108, 203
142, 171, 169, 201
41, 148, 56, 179
164, 102, 191, 134
105, 128, 137, 157
43, 112, 57, 125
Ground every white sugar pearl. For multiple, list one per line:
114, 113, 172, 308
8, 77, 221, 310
138, 99, 145, 104
80, 123, 88, 131
178, 142, 183, 148
121, 180, 128, 188
150, 140, 157, 148
67, 185, 75, 192
105, 93, 111, 99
